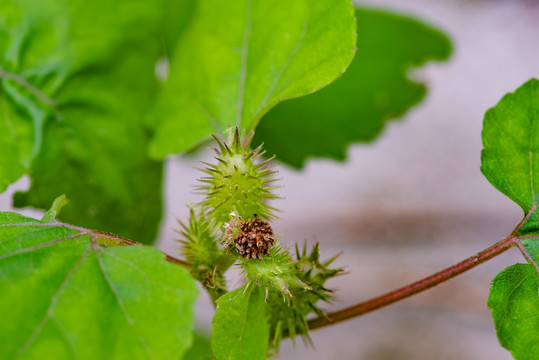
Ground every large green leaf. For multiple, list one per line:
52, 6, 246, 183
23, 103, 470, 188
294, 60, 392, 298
0, 0, 195, 243
211, 285, 268, 360
482, 78, 539, 240
148, 0, 357, 158
253, 7, 452, 167
481, 78, 539, 215
0, 210, 198, 360
488, 264, 539, 360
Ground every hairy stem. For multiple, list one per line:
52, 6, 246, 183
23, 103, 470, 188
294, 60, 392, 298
307, 236, 518, 331
94, 230, 190, 267
58, 224, 191, 268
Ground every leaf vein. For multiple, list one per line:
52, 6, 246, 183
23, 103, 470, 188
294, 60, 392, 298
235, 0, 252, 128
95, 247, 154, 360
254, 14, 309, 120
100, 250, 186, 293
12, 245, 92, 359
530, 81, 538, 205
0, 232, 87, 261
492, 149, 530, 210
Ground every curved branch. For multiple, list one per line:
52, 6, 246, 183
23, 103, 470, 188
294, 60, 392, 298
306, 207, 538, 331
307, 236, 518, 331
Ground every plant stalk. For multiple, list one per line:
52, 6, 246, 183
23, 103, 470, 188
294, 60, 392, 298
69, 227, 191, 268
307, 236, 518, 331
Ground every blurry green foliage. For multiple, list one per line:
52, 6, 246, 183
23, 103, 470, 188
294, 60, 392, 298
182, 333, 212, 360
148, 0, 357, 158
254, 7, 452, 167
0, 0, 196, 243
0, 1, 452, 244
0, 2, 468, 359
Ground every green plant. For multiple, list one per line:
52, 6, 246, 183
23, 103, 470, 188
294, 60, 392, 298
2, 1, 538, 359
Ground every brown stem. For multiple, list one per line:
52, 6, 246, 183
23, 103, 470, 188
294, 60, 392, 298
92, 229, 190, 267
307, 236, 518, 331
305, 207, 538, 332
60, 225, 191, 268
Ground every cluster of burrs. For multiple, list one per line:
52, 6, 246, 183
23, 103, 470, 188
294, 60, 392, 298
179, 128, 341, 350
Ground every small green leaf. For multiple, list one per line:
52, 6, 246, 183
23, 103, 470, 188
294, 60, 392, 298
41, 194, 68, 223
149, 0, 357, 158
488, 264, 539, 360
0, 210, 198, 360
254, 7, 452, 167
211, 285, 268, 360
481, 78, 539, 214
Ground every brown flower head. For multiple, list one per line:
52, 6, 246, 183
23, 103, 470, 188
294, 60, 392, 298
232, 216, 275, 260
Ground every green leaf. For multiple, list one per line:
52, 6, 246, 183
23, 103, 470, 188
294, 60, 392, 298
0, 0, 194, 243
488, 264, 539, 360
253, 7, 452, 167
482, 79, 539, 359
148, 0, 357, 158
0, 210, 198, 360
481, 78, 539, 215
211, 285, 268, 360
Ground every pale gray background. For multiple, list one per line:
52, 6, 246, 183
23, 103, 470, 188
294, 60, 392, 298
2, 0, 539, 359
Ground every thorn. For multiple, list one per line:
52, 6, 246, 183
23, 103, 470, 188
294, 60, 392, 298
200, 161, 217, 169
215, 157, 228, 166
196, 167, 218, 175
244, 131, 255, 147
223, 142, 232, 156
263, 178, 282, 184
211, 134, 226, 154
256, 155, 276, 168
233, 127, 241, 152
255, 149, 267, 160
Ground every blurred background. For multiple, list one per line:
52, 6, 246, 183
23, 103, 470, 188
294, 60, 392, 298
2, 0, 539, 359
